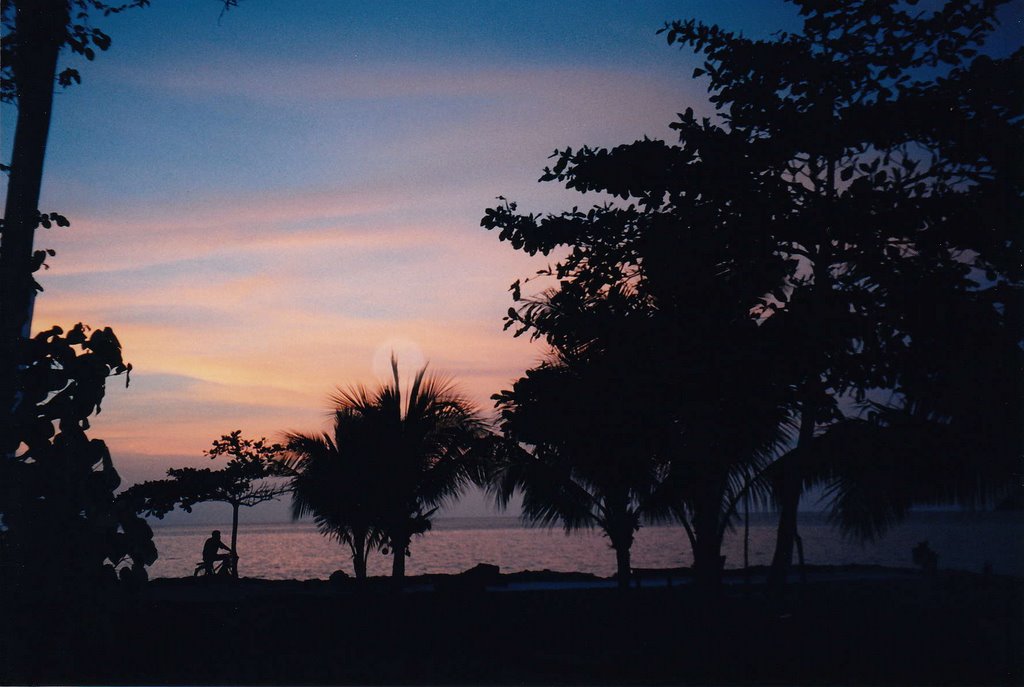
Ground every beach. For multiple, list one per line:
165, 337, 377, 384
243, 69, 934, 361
4, 566, 1021, 685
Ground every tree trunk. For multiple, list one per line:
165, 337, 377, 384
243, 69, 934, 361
768, 403, 816, 590
795, 530, 807, 584
743, 491, 750, 586
230, 503, 239, 579
603, 494, 636, 590
691, 475, 726, 590
1, 0, 68, 448
613, 541, 631, 589
769, 143, 835, 591
391, 535, 409, 580
768, 470, 800, 588
692, 525, 724, 590
353, 542, 367, 580
606, 512, 635, 590
350, 532, 370, 581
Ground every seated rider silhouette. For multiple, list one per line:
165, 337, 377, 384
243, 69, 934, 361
202, 530, 233, 575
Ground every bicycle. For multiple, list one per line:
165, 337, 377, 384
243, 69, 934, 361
194, 553, 238, 578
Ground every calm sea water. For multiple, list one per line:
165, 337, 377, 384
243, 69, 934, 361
146, 511, 1023, 581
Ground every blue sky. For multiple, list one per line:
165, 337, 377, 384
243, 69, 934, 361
3, 0, 1021, 521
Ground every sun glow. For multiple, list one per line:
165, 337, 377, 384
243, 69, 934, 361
371, 337, 428, 383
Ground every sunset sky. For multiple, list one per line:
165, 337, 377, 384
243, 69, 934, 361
4, 1, 1021, 517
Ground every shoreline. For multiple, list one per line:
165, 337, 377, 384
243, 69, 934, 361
144, 561, 1015, 586
143, 511, 1024, 582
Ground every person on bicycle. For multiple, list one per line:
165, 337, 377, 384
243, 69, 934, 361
201, 530, 234, 575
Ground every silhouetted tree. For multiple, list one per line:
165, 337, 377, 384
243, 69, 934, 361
285, 421, 386, 580
0, 324, 154, 592
786, 284, 1024, 541
0, 0, 236, 592
0, 0, 240, 593
484, 1, 1020, 585
124, 431, 289, 578
0, 0, 151, 457
490, 292, 670, 587
490, 281, 792, 587
1, 0, 238, 456
288, 358, 488, 580
660, 0, 1022, 586
483, 106, 796, 586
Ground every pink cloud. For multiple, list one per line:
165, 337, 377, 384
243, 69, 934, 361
30, 59, 700, 488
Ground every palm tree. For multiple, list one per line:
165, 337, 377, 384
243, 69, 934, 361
490, 272, 797, 589
288, 357, 488, 580
490, 332, 672, 588
285, 424, 383, 580
775, 284, 1023, 545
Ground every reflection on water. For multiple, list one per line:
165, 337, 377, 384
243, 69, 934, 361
147, 511, 1024, 581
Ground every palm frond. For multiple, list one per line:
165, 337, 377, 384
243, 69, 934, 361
798, 406, 1019, 541
292, 358, 490, 563
490, 440, 602, 532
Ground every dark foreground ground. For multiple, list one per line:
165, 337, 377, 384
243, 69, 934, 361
3, 566, 1021, 685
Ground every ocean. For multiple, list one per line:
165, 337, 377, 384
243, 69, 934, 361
145, 511, 1024, 580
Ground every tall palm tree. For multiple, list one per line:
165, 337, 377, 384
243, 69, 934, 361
289, 357, 488, 580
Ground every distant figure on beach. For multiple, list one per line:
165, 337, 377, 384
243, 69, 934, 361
202, 530, 233, 575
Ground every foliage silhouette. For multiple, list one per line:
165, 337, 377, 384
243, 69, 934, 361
0, 0, 152, 458
0, 1, 241, 366
484, 0, 1020, 588
0, 0, 239, 595
124, 431, 289, 578
286, 357, 490, 580
0, 324, 153, 592
0, 5, 152, 585
659, 0, 1022, 586
483, 102, 796, 587
490, 314, 669, 588
285, 426, 386, 580
490, 282, 793, 587
784, 285, 1023, 541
